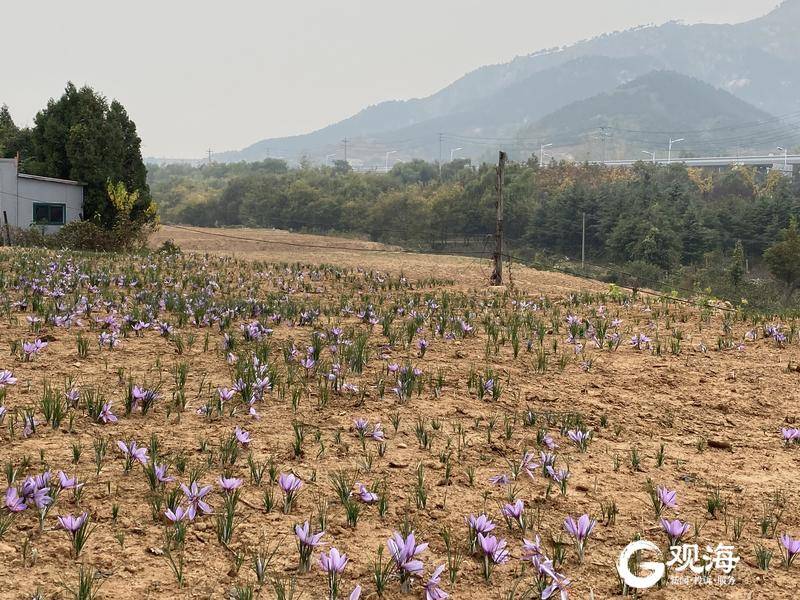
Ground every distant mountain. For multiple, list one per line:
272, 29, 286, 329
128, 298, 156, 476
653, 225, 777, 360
520, 71, 775, 160
216, 0, 800, 165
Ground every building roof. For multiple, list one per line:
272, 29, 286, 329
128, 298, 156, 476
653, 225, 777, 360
18, 173, 85, 187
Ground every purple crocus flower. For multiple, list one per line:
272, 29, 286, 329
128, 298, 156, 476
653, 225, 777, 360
319, 547, 348, 573
295, 520, 325, 572
279, 472, 303, 513
502, 499, 525, 528
660, 518, 690, 546
99, 401, 117, 423
218, 387, 235, 402
489, 473, 511, 486
180, 482, 213, 520
22, 339, 47, 359
477, 533, 510, 580
563, 514, 596, 562
155, 464, 175, 484
218, 476, 243, 492
520, 452, 540, 479
0, 370, 17, 387
57, 471, 83, 491
781, 534, 800, 567
387, 530, 428, 591
782, 428, 800, 444
235, 426, 251, 446
566, 429, 591, 451
424, 565, 449, 600
353, 418, 369, 435
371, 422, 385, 441
355, 483, 378, 504
117, 440, 148, 466
542, 573, 571, 600
4, 487, 26, 512
349, 586, 361, 600
320, 547, 348, 600
657, 485, 678, 511
58, 512, 88, 533
478, 533, 510, 564
165, 506, 188, 523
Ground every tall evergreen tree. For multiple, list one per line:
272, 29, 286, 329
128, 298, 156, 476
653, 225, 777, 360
26, 83, 152, 225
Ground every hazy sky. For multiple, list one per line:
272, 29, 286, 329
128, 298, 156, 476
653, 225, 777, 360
3, 0, 782, 158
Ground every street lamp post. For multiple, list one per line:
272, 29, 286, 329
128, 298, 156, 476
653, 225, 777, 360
385, 150, 397, 172
540, 143, 553, 167
642, 150, 656, 164
778, 146, 788, 168
450, 147, 463, 162
668, 138, 684, 164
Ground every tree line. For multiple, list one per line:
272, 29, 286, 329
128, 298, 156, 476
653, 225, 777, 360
151, 157, 799, 273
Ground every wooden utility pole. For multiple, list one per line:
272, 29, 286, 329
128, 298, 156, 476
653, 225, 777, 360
490, 151, 507, 285
581, 212, 586, 271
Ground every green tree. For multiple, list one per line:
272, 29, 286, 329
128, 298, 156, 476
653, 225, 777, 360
729, 239, 745, 288
763, 218, 800, 302
26, 83, 152, 225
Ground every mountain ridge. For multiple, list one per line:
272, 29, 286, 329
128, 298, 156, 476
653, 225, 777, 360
211, 1, 799, 164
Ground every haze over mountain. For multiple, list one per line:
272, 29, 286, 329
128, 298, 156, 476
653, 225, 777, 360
212, 0, 800, 166
519, 71, 776, 160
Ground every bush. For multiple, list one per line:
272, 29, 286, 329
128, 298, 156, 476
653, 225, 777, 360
7, 226, 48, 248
51, 221, 114, 251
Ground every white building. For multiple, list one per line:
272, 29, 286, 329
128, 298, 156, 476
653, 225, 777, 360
0, 158, 85, 234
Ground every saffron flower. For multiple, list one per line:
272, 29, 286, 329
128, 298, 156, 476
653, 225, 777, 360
22, 339, 47, 360
371, 422, 385, 441
563, 514, 596, 563
279, 472, 303, 513
99, 401, 118, 423
353, 418, 369, 436
295, 520, 325, 572
57, 471, 83, 491
567, 429, 591, 452
477, 533, 510, 581
424, 565, 448, 600
660, 518, 690, 546
154, 464, 175, 484
218, 476, 243, 492
165, 506, 188, 523
117, 440, 148, 471
780, 534, 800, 568
782, 428, 800, 445
58, 511, 87, 533
58, 511, 93, 558
387, 530, 428, 592
180, 482, 213, 520
355, 483, 378, 504
657, 485, 678, 512
489, 473, 511, 486
349, 585, 361, 600
542, 573, 571, 600
234, 426, 251, 446
502, 499, 526, 530
5, 487, 26, 512
0, 370, 17, 387
319, 547, 348, 600
467, 513, 496, 552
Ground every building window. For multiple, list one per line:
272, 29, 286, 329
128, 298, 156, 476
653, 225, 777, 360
32, 203, 66, 225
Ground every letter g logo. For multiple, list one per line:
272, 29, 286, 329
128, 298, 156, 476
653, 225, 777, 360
617, 540, 665, 590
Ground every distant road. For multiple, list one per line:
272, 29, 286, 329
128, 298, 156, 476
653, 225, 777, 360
593, 155, 800, 168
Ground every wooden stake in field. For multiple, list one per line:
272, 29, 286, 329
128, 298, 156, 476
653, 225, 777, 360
490, 151, 507, 285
